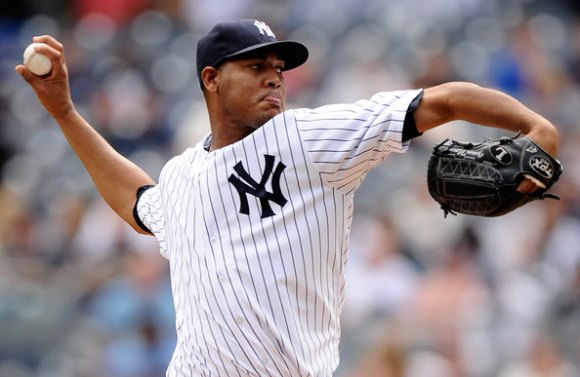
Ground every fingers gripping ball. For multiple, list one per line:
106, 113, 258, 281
427, 135, 563, 217
23, 43, 52, 76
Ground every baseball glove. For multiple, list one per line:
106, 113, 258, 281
427, 134, 563, 217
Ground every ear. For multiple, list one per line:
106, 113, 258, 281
201, 66, 219, 92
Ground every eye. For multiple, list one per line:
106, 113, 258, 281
248, 62, 284, 74
250, 63, 264, 70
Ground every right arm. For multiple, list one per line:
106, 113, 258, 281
15, 35, 155, 234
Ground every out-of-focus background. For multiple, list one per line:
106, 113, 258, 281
1, 0, 579, 376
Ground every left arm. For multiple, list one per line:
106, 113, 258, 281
413, 82, 560, 157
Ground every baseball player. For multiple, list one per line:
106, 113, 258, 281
17, 19, 559, 377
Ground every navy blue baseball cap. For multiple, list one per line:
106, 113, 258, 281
196, 19, 309, 84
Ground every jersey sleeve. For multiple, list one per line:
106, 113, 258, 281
135, 184, 168, 258
295, 89, 423, 193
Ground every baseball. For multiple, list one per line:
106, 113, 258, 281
23, 43, 52, 76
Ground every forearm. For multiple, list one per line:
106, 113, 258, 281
416, 82, 560, 155
16, 35, 154, 233
55, 109, 155, 233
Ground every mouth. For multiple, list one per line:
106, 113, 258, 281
261, 93, 283, 109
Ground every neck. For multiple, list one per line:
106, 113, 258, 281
207, 122, 256, 151
204, 98, 271, 151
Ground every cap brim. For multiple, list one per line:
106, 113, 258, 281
224, 40, 309, 71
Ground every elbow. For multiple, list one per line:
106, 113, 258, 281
527, 119, 560, 157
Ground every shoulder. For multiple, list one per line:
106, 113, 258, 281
160, 139, 207, 176
370, 89, 422, 101
170, 144, 203, 164
290, 89, 423, 120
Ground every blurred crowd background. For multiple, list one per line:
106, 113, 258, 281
1, 0, 579, 376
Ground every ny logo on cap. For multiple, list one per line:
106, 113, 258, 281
254, 20, 276, 38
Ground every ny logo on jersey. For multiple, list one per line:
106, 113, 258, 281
254, 20, 276, 38
228, 155, 287, 218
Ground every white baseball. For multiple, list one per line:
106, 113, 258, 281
23, 43, 52, 76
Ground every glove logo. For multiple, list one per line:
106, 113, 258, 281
526, 145, 538, 153
491, 145, 512, 165
530, 157, 553, 179
449, 147, 484, 159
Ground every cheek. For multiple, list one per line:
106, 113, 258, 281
220, 84, 246, 109
222, 78, 254, 105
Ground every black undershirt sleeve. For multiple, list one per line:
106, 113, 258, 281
402, 91, 424, 142
133, 184, 155, 234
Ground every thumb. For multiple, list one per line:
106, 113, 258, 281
15, 64, 38, 83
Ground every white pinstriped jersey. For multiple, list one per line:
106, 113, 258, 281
136, 89, 422, 376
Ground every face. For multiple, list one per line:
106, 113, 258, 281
209, 51, 287, 131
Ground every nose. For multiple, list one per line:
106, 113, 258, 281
265, 68, 282, 88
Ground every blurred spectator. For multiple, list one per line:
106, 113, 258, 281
400, 226, 495, 377
497, 330, 579, 377
83, 236, 175, 377
72, 0, 150, 28
342, 213, 420, 328
339, 213, 420, 372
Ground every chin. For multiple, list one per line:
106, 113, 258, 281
255, 110, 280, 127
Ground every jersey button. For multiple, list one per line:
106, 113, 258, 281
218, 274, 226, 283
235, 316, 244, 324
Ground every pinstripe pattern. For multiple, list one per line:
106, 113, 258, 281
136, 89, 422, 376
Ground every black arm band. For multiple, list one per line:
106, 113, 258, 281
133, 184, 155, 234
402, 92, 424, 141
